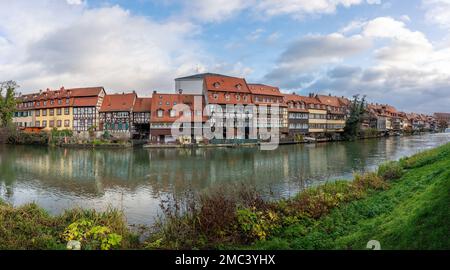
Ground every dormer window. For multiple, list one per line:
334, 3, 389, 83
236, 84, 242, 90
213, 82, 220, 88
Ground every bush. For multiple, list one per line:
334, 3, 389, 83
7, 131, 49, 145
377, 161, 404, 181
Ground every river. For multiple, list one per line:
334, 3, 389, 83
0, 133, 449, 225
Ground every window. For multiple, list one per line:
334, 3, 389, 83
159, 101, 162, 105
225, 94, 230, 101
35, 121, 40, 127
64, 120, 70, 127
42, 109, 47, 116
49, 120, 55, 127
49, 109, 54, 116
50, 100, 54, 105
43, 101, 47, 106
157, 110, 163, 118
57, 120, 62, 127
58, 99, 62, 105
37, 101, 40, 107
166, 101, 170, 105
36, 110, 40, 117
213, 93, 218, 100
66, 98, 70, 104
64, 107, 70, 115
57, 108, 62, 115
169, 109, 176, 117
236, 95, 240, 101
42, 120, 47, 127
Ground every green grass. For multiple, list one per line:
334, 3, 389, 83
1, 143, 449, 250
251, 143, 450, 250
0, 202, 139, 250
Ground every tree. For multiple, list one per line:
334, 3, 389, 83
343, 94, 366, 140
0, 81, 19, 127
437, 119, 448, 132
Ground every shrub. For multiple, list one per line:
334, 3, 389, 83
7, 131, 49, 145
354, 172, 389, 190
61, 219, 122, 250
236, 207, 280, 242
377, 161, 404, 181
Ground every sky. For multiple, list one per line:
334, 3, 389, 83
0, 0, 449, 113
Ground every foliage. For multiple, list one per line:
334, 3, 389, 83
343, 94, 366, 140
51, 128, 73, 138
252, 142, 450, 250
360, 128, 378, 138
62, 219, 122, 250
7, 131, 49, 145
377, 161, 404, 181
236, 207, 280, 241
145, 143, 450, 250
0, 81, 19, 127
437, 119, 448, 131
0, 203, 139, 250
102, 130, 112, 140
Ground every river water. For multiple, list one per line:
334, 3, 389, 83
0, 133, 449, 225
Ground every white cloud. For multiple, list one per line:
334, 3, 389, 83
264, 16, 450, 113
66, 0, 84, 5
183, 0, 381, 22
423, 0, 450, 29
0, 1, 212, 94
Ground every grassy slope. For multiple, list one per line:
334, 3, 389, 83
252, 143, 450, 250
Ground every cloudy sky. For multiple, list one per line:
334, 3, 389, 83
1, 0, 449, 113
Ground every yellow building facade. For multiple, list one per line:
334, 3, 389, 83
34, 107, 73, 131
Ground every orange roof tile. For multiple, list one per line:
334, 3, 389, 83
248, 84, 284, 97
73, 96, 99, 107
151, 93, 206, 123
204, 75, 251, 94
100, 93, 137, 112
133, 97, 152, 112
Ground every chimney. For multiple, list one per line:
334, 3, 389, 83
329, 93, 331, 96
178, 89, 183, 94
153, 90, 157, 95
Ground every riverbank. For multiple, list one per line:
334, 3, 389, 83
144, 142, 449, 250
1, 142, 448, 250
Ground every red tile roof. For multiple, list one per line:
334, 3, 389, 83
100, 93, 137, 112
316, 95, 342, 108
17, 87, 105, 110
204, 75, 251, 94
133, 97, 152, 112
284, 94, 322, 105
248, 84, 284, 97
151, 93, 206, 123
73, 96, 99, 107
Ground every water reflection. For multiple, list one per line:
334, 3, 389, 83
0, 133, 449, 225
